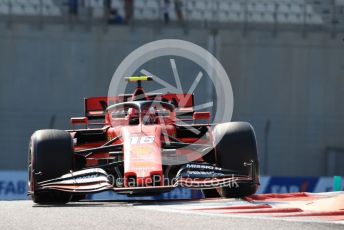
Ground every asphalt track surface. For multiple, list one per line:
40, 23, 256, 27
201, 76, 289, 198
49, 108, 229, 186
0, 200, 343, 230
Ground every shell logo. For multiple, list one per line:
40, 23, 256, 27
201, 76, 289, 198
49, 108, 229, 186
132, 162, 155, 167
131, 146, 153, 155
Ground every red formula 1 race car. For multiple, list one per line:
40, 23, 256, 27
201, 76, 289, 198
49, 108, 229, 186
28, 76, 259, 204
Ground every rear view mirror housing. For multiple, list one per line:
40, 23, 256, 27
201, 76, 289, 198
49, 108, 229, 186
192, 112, 210, 123
70, 117, 88, 128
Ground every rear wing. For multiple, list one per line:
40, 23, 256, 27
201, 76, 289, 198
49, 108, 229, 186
84, 94, 194, 120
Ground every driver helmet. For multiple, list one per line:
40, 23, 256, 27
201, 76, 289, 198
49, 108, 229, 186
143, 106, 156, 124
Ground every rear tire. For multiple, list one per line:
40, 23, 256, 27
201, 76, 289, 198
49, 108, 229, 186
28, 129, 74, 204
213, 122, 259, 198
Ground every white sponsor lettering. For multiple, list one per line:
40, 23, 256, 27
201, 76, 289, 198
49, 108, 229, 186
130, 136, 155, 145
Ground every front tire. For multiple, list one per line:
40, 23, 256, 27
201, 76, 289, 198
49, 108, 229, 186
28, 129, 74, 204
203, 122, 259, 198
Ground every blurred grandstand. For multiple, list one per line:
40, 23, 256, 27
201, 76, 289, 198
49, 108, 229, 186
0, 0, 343, 31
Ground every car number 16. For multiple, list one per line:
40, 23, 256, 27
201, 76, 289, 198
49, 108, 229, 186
130, 136, 155, 145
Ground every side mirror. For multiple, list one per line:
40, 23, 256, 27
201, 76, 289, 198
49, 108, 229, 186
71, 117, 88, 128
192, 112, 210, 123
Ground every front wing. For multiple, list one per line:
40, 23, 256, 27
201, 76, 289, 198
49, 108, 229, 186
34, 163, 255, 195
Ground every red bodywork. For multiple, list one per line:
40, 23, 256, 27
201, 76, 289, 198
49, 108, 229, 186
29, 79, 257, 201
122, 125, 163, 186
71, 92, 209, 188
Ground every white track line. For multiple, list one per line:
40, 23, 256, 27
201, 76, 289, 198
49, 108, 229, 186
135, 202, 344, 225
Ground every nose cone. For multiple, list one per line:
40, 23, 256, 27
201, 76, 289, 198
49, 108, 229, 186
122, 125, 163, 187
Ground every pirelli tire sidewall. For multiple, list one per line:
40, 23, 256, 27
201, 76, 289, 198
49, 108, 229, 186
213, 122, 260, 198
29, 129, 74, 204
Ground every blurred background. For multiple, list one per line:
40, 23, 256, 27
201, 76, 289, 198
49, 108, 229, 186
0, 0, 344, 198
